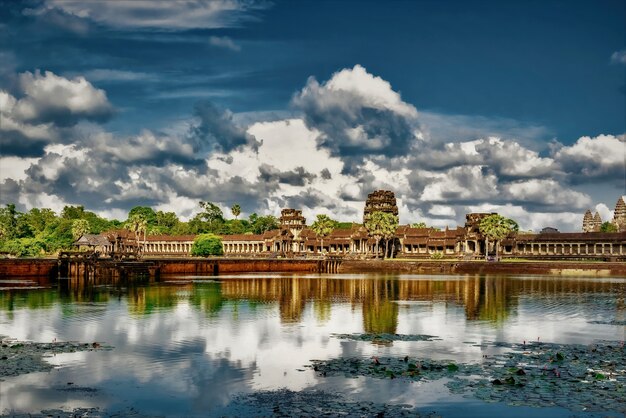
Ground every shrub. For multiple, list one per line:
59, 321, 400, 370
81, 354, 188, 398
191, 234, 223, 257
430, 251, 443, 260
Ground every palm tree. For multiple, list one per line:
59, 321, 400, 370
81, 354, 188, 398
126, 214, 148, 257
479, 214, 519, 261
364, 211, 389, 258
311, 214, 335, 255
381, 213, 399, 259
231, 204, 241, 219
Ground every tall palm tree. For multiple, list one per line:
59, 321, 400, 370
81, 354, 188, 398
381, 213, 399, 259
311, 214, 335, 255
231, 204, 241, 219
364, 211, 389, 258
479, 214, 519, 260
126, 214, 148, 257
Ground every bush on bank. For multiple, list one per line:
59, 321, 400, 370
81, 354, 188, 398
191, 234, 224, 257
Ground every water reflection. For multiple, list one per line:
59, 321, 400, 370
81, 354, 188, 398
0, 274, 624, 417
1, 275, 624, 326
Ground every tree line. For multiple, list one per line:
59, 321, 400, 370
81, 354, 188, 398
0, 202, 279, 257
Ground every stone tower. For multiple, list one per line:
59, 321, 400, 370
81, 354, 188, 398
612, 197, 626, 232
363, 190, 399, 223
582, 210, 594, 232
592, 212, 602, 232
279, 209, 306, 253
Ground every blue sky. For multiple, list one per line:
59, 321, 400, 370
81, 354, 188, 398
0, 0, 624, 231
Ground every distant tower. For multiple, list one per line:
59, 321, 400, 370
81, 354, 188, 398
279, 209, 306, 253
612, 197, 626, 232
592, 212, 602, 232
582, 210, 594, 233
363, 190, 399, 223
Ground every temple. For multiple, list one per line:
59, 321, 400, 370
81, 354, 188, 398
77, 190, 626, 261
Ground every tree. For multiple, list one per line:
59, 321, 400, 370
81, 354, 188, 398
381, 213, 399, 259
310, 214, 336, 255
125, 214, 148, 256
600, 222, 618, 233
61, 205, 85, 220
231, 204, 241, 219
412, 222, 427, 229
249, 214, 279, 234
364, 211, 387, 258
0, 204, 18, 240
199, 201, 224, 223
71, 219, 90, 240
479, 214, 519, 260
191, 234, 224, 256
128, 206, 157, 227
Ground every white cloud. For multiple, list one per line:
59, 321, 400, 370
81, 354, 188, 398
0, 157, 38, 181
38, 0, 268, 30
611, 49, 626, 65
208, 36, 241, 51
503, 179, 591, 208
419, 166, 499, 202
553, 134, 624, 179
322, 65, 417, 118
466, 203, 582, 232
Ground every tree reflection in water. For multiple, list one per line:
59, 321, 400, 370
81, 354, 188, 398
0, 274, 624, 328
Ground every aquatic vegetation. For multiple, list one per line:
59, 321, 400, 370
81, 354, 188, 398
332, 333, 438, 343
0, 336, 113, 380
228, 389, 441, 417
310, 336, 626, 414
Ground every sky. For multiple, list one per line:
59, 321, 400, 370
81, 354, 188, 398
0, 0, 625, 232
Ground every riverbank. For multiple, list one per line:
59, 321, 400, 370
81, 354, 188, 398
1, 257, 625, 278
339, 259, 626, 276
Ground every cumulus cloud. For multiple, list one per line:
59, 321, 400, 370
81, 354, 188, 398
292, 65, 420, 171
15, 70, 114, 126
35, 0, 270, 30
1, 65, 621, 233
189, 101, 260, 153
553, 134, 624, 183
611, 49, 626, 65
0, 70, 114, 156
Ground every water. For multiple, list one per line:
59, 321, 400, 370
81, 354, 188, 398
0, 273, 624, 417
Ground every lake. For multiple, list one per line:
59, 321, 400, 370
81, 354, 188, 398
0, 273, 624, 417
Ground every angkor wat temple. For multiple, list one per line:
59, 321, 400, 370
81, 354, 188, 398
80, 191, 626, 261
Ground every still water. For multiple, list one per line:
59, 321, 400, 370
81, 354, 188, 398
0, 273, 624, 417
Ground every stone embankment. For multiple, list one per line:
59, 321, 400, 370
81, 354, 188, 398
338, 260, 626, 276
2, 257, 626, 278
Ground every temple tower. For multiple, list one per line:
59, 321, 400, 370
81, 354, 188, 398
582, 210, 594, 232
279, 209, 306, 253
592, 212, 602, 232
363, 190, 399, 223
612, 197, 626, 232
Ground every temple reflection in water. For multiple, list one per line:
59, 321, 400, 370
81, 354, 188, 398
1, 276, 623, 334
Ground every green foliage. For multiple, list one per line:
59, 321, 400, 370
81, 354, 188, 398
365, 212, 398, 258
336, 222, 357, 230
231, 204, 241, 219
248, 213, 279, 234
128, 206, 157, 226
191, 234, 224, 256
600, 222, 618, 233
61, 205, 85, 220
311, 214, 337, 253
0, 204, 18, 239
1, 237, 47, 257
430, 251, 444, 260
479, 214, 519, 259
412, 222, 427, 228
71, 219, 90, 240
